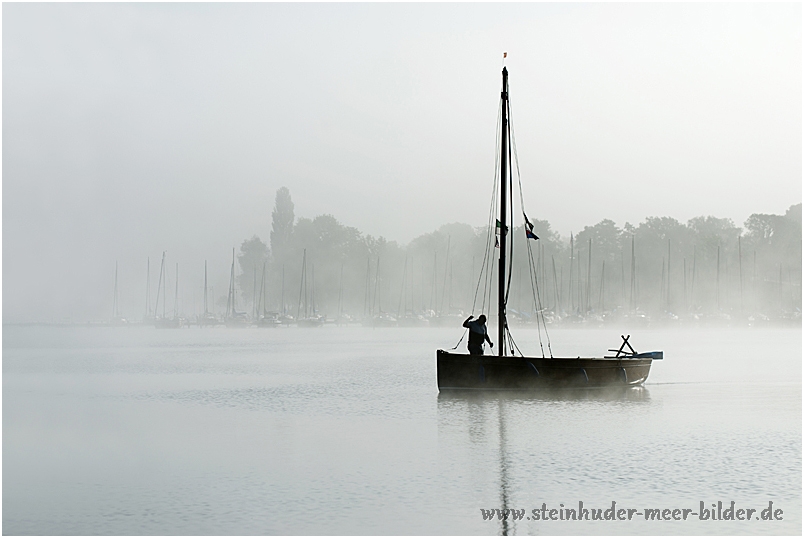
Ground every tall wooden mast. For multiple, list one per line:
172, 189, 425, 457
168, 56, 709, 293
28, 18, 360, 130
145, 257, 150, 319
498, 66, 509, 356
174, 263, 179, 319
112, 261, 119, 319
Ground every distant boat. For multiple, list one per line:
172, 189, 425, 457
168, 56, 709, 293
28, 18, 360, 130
437, 65, 661, 390
256, 262, 281, 327
296, 250, 324, 327
334, 263, 355, 326
199, 260, 220, 327
362, 257, 397, 327
142, 257, 154, 325
110, 261, 128, 325
225, 248, 250, 327
396, 256, 429, 327
154, 254, 181, 328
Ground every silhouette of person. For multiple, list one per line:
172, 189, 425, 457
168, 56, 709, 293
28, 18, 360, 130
463, 315, 494, 355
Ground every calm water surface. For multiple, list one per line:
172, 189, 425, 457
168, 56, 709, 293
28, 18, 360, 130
3, 325, 801, 534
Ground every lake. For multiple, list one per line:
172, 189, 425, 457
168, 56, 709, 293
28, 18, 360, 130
3, 325, 800, 535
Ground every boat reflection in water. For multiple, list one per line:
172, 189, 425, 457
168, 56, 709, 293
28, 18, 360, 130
436, 387, 651, 536
437, 385, 652, 407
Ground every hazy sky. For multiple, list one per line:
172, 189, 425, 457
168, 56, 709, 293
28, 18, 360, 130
3, 3, 801, 321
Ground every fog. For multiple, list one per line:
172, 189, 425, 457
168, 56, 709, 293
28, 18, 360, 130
3, 3, 801, 322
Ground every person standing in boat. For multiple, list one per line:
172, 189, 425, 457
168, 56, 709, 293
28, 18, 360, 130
463, 315, 493, 355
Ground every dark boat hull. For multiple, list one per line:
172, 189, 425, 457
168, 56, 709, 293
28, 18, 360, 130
437, 349, 652, 390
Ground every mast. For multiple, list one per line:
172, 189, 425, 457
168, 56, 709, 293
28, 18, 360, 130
449, 262, 454, 314
364, 258, 371, 318
469, 255, 475, 314
421, 258, 425, 313
586, 238, 592, 314
752, 250, 756, 312
174, 263, 179, 319
691, 245, 697, 307
599, 260, 605, 312
683, 257, 688, 313
227, 248, 235, 318
551, 255, 560, 312
338, 263, 344, 320
629, 237, 636, 311
498, 66, 508, 356
738, 235, 743, 312
431, 252, 437, 314
297, 249, 306, 319
145, 257, 150, 319
620, 248, 625, 309
375, 258, 382, 315
779, 264, 783, 310
311, 263, 316, 317
716, 244, 721, 311
569, 233, 574, 312
113, 261, 119, 319
155, 251, 166, 319
204, 260, 208, 315
397, 256, 408, 319
667, 239, 672, 309
440, 236, 451, 315
542, 243, 548, 310
260, 262, 266, 317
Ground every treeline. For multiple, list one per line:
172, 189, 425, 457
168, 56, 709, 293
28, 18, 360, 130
234, 187, 801, 321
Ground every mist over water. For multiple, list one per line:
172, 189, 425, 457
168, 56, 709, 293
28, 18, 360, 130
4, 3, 801, 536
3, 3, 801, 322
3, 325, 800, 534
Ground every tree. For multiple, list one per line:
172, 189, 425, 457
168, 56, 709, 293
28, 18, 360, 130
237, 236, 269, 306
576, 219, 622, 263
270, 187, 295, 268
687, 216, 740, 252
744, 213, 783, 242
743, 204, 802, 300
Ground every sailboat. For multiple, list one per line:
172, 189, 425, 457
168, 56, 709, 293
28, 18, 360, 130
143, 257, 154, 325
225, 248, 250, 327
257, 261, 282, 327
335, 263, 354, 326
436, 64, 661, 390
364, 257, 397, 327
297, 250, 324, 327
199, 260, 220, 326
396, 256, 429, 327
110, 261, 128, 325
154, 254, 181, 328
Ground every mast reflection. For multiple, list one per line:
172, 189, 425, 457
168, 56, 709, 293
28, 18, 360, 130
437, 387, 650, 536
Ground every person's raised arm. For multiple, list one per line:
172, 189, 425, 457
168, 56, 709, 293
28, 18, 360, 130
463, 316, 473, 328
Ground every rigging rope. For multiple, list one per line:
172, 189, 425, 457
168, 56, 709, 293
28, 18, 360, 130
509, 91, 554, 358
471, 99, 502, 318
449, 328, 468, 350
